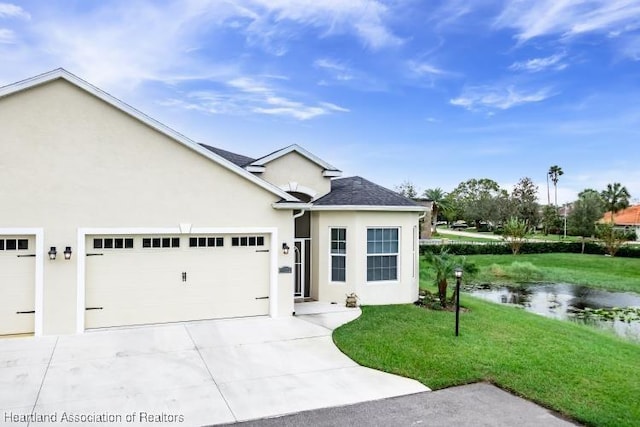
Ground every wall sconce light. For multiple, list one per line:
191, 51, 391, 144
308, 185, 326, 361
282, 243, 290, 255
64, 246, 73, 260
48, 246, 57, 260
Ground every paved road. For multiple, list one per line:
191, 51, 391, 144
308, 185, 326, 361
227, 383, 579, 427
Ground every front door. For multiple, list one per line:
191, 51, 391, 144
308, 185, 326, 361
294, 238, 311, 298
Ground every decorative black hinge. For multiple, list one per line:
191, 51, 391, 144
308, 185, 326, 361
16, 310, 35, 314
255, 296, 269, 300
86, 253, 104, 257
17, 254, 36, 258
85, 307, 103, 311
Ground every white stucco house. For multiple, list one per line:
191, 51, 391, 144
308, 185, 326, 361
0, 69, 425, 337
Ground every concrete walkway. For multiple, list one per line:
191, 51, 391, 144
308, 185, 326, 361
0, 305, 427, 426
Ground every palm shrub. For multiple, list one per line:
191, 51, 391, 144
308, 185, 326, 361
502, 217, 528, 254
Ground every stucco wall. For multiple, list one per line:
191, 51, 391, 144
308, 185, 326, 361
311, 210, 420, 306
0, 79, 295, 334
259, 152, 331, 199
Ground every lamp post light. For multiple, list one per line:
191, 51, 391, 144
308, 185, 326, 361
454, 266, 463, 337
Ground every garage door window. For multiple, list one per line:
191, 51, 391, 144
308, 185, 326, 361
94, 238, 134, 249
189, 237, 224, 248
231, 236, 265, 247
142, 237, 180, 248
0, 239, 28, 251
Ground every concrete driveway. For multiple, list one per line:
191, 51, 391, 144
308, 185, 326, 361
1, 304, 427, 426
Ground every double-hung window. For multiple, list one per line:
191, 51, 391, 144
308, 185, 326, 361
366, 228, 399, 282
330, 228, 346, 282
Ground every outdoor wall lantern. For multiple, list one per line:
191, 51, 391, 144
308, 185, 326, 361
64, 246, 73, 260
48, 246, 57, 260
454, 267, 463, 337
282, 243, 290, 255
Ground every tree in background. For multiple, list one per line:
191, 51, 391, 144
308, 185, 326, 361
568, 189, 605, 253
548, 165, 564, 207
423, 188, 453, 232
510, 177, 540, 229
395, 180, 418, 199
600, 182, 631, 221
502, 217, 528, 255
541, 205, 562, 235
450, 178, 504, 229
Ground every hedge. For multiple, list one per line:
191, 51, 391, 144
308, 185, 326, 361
420, 241, 640, 258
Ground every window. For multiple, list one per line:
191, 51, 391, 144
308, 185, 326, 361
0, 239, 28, 251
330, 228, 346, 282
366, 228, 399, 282
189, 237, 224, 248
231, 236, 265, 247
93, 238, 134, 249
141, 237, 179, 249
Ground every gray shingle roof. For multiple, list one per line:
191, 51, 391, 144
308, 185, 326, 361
313, 176, 419, 207
199, 144, 255, 167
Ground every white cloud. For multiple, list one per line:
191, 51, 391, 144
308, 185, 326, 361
162, 75, 349, 121
509, 53, 568, 72
408, 61, 447, 76
495, 0, 640, 43
245, 0, 402, 50
314, 58, 354, 81
450, 85, 554, 111
0, 27, 14, 43
0, 3, 30, 19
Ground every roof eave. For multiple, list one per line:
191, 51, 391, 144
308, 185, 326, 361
310, 205, 427, 212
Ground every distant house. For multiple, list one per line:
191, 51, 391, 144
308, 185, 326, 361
0, 69, 425, 337
601, 205, 640, 241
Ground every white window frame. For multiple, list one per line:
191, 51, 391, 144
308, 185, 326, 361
329, 227, 347, 283
366, 227, 400, 283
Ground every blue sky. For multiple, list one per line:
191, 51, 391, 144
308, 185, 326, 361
1, 0, 639, 204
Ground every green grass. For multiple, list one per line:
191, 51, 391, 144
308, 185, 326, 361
334, 301, 640, 427
466, 253, 640, 292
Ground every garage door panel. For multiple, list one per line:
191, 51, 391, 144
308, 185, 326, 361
0, 236, 35, 335
85, 234, 271, 329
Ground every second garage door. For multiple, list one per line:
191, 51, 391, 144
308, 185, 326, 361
85, 233, 271, 329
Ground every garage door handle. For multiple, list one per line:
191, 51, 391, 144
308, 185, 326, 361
85, 307, 104, 310
17, 254, 36, 258
255, 249, 270, 253
16, 310, 35, 314
86, 253, 104, 257
255, 296, 269, 300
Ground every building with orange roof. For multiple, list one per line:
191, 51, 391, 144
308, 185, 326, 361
600, 205, 640, 241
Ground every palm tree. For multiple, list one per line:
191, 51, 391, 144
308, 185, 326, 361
601, 182, 631, 222
423, 188, 452, 232
548, 165, 563, 207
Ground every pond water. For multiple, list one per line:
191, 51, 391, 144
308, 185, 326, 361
467, 283, 640, 341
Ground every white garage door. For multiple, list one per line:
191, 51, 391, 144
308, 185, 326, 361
85, 234, 271, 329
0, 235, 35, 335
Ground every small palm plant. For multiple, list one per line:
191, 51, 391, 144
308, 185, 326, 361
425, 251, 478, 308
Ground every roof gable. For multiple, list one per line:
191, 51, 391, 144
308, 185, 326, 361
249, 144, 342, 176
0, 68, 298, 202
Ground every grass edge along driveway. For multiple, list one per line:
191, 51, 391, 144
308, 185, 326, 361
333, 301, 640, 427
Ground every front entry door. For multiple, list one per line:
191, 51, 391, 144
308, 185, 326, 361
294, 239, 311, 298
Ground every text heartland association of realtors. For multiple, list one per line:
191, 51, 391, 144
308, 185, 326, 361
4, 411, 185, 423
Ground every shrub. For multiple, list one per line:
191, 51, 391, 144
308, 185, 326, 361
420, 241, 640, 258
507, 262, 544, 282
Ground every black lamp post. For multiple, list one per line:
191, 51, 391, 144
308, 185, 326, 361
454, 266, 463, 336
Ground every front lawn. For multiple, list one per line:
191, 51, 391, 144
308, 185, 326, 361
466, 253, 640, 292
333, 301, 640, 427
